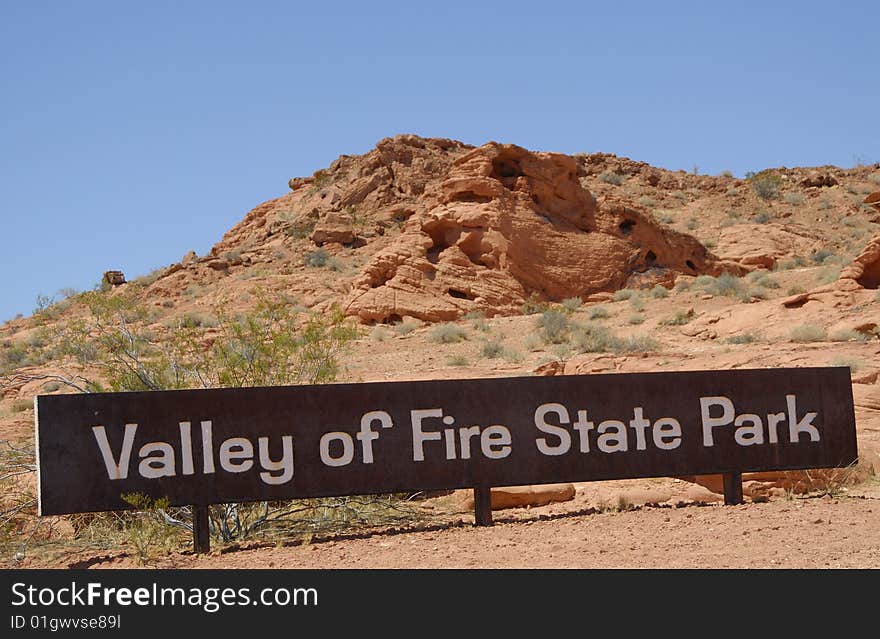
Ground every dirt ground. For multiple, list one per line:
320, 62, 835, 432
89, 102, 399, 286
12, 477, 877, 570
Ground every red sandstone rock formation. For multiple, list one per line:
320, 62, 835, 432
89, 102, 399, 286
345, 141, 739, 323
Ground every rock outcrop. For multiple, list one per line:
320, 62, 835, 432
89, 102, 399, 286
782, 234, 880, 309
344, 141, 738, 323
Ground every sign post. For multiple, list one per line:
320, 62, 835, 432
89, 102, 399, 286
34, 367, 858, 553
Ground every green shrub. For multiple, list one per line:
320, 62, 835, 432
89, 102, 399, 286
599, 171, 625, 186
481, 339, 506, 359
816, 266, 841, 285
754, 210, 772, 224
829, 329, 867, 343
521, 293, 550, 315
429, 323, 468, 344
589, 305, 610, 320
570, 324, 659, 354
790, 324, 826, 343
304, 249, 329, 267
612, 289, 637, 301
694, 273, 746, 298
747, 170, 782, 200
650, 285, 669, 299
660, 311, 692, 326
613, 335, 661, 354
786, 285, 806, 295
746, 271, 779, 289
776, 255, 808, 270
810, 248, 836, 264
524, 334, 543, 351
560, 297, 583, 313
537, 310, 570, 344
447, 355, 469, 367
392, 318, 421, 336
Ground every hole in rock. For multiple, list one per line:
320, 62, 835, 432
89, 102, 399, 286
447, 190, 492, 204
619, 220, 635, 235
685, 260, 696, 271
645, 250, 657, 265
447, 289, 475, 300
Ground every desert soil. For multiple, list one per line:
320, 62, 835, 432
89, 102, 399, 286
12, 478, 879, 570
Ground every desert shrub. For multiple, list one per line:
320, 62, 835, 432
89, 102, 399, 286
370, 326, 390, 342
811, 248, 836, 264
613, 335, 661, 354
392, 318, 421, 336
612, 288, 637, 301
589, 305, 610, 320
628, 295, 645, 311
670, 190, 688, 202
725, 333, 757, 344
570, 324, 618, 353
829, 329, 867, 343
638, 196, 657, 208
11, 399, 32, 413
790, 324, 826, 343
570, 324, 659, 354
746, 271, 779, 289
656, 211, 675, 224
537, 310, 570, 344
560, 297, 583, 313
521, 293, 550, 315
628, 314, 645, 325
686, 218, 699, 230
776, 255, 808, 270
660, 311, 692, 326
745, 287, 769, 300
304, 249, 329, 267
4, 289, 363, 552
786, 285, 806, 295
599, 171, 625, 186
119, 493, 181, 564
754, 210, 772, 224
650, 285, 669, 299
816, 265, 841, 285
524, 333, 543, 351
747, 170, 782, 200
694, 273, 746, 298
784, 192, 805, 205
481, 339, 506, 359
179, 312, 219, 329
674, 279, 692, 292
286, 219, 317, 240
447, 355, 469, 367
464, 311, 490, 332
429, 323, 468, 344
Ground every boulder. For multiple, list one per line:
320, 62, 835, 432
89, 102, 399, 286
461, 484, 576, 510
310, 212, 356, 245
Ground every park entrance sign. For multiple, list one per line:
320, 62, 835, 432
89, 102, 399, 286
35, 367, 857, 547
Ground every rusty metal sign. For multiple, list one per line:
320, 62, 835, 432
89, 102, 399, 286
35, 367, 858, 516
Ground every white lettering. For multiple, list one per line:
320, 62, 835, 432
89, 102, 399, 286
92, 424, 137, 480
700, 396, 734, 446
534, 403, 571, 456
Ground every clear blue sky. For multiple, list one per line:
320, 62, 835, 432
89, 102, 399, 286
1, 1, 878, 322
